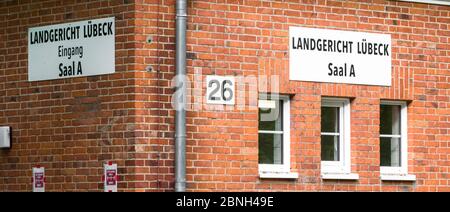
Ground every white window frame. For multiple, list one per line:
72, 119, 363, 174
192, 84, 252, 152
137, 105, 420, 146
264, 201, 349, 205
258, 94, 297, 179
397, 0, 450, 6
380, 101, 415, 181
320, 98, 356, 179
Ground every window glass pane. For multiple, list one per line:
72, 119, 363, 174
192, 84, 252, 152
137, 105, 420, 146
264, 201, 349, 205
259, 100, 283, 131
321, 135, 339, 161
321, 106, 339, 133
380, 105, 401, 135
258, 133, 283, 164
380, 137, 401, 167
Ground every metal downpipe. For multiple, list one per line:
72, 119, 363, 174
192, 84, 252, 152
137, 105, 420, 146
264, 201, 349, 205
175, 0, 187, 192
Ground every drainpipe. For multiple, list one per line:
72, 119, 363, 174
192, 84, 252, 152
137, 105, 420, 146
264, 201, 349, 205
175, 0, 187, 192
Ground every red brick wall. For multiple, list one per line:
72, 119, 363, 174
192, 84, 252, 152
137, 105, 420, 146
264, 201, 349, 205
0, 0, 142, 191
1, 0, 449, 192
175, 0, 449, 192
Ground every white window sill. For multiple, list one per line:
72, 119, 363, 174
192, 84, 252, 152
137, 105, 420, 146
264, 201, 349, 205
381, 174, 416, 181
259, 172, 299, 179
321, 173, 360, 180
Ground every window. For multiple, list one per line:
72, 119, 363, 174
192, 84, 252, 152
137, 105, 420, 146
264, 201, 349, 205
258, 94, 297, 179
320, 98, 358, 180
379, 101, 415, 181
397, 0, 450, 6
321, 106, 340, 162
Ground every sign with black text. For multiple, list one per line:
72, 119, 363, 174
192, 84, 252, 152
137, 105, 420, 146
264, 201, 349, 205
28, 17, 115, 81
206, 76, 235, 105
290, 26, 391, 86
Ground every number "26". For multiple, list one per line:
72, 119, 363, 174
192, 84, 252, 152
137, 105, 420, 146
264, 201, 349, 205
206, 76, 235, 105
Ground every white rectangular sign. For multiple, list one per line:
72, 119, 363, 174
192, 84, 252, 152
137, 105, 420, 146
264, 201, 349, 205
206, 76, 235, 105
104, 162, 118, 192
32, 166, 45, 192
289, 26, 391, 86
28, 17, 115, 81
